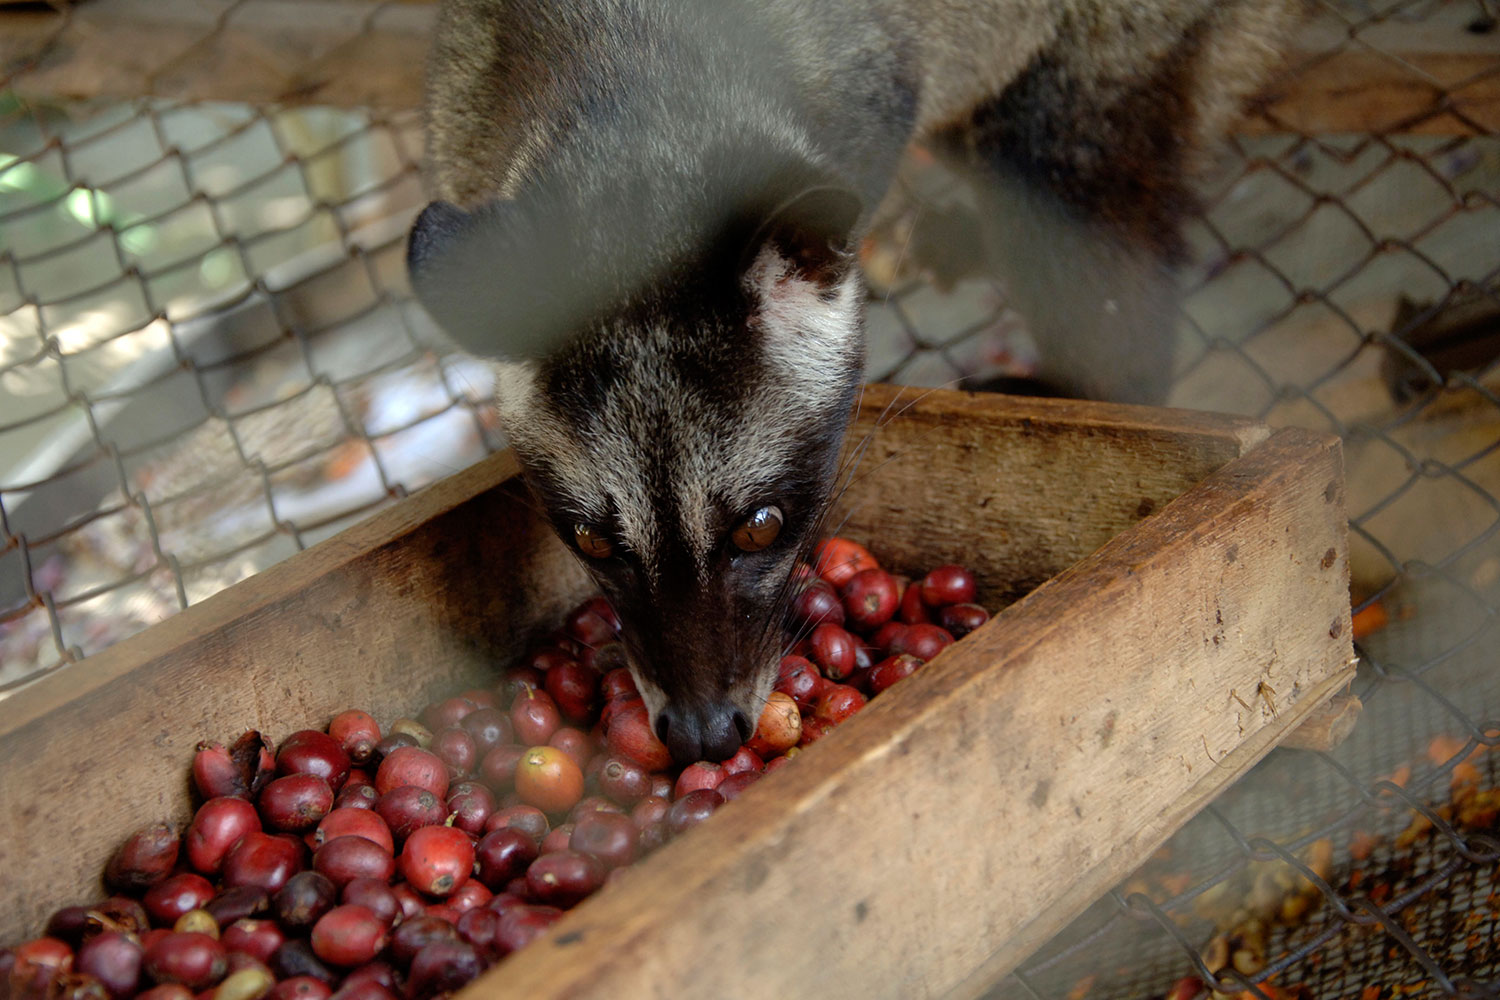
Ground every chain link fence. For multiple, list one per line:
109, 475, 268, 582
1, 0, 1497, 996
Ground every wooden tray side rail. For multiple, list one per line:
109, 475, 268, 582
0, 389, 1351, 996
486, 422, 1353, 999
832, 386, 1270, 605
2, 1, 1489, 134
0, 453, 595, 942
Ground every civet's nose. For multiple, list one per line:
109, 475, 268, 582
655, 700, 753, 765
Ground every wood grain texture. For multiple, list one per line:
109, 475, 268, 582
1248, 5, 1500, 135
1280, 692, 1363, 752
0, 388, 1351, 990
0, 449, 595, 943
1, 0, 1490, 134
476, 425, 1353, 999
0, 0, 435, 108
837, 386, 1269, 606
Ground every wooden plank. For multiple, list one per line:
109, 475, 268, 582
946, 672, 1358, 1000
0, 449, 595, 943
1, 0, 1493, 135
1248, 53, 1499, 136
0, 386, 1346, 988
0, 387, 1263, 943
1280, 692, 1363, 752
1245, 5, 1500, 135
479, 426, 1352, 999
0, 0, 435, 108
839, 385, 1269, 605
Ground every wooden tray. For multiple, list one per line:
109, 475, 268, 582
0, 386, 1354, 997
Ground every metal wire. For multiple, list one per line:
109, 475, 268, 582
1, 0, 1497, 994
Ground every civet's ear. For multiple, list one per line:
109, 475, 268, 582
742, 184, 864, 289
406, 198, 590, 361
406, 200, 471, 278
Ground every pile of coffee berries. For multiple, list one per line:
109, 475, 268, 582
3, 539, 985, 1000
779, 538, 987, 744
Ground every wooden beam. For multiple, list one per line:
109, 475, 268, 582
0, 0, 436, 109
1, 0, 1493, 134
1247, 5, 1499, 135
485, 424, 1354, 999
0, 389, 1353, 993
828, 388, 1269, 606
1279, 692, 1363, 752
0, 448, 596, 943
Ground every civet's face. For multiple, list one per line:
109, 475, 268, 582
492, 246, 864, 763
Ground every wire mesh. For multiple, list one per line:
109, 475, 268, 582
0, 88, 501, 684
0, 0, 1497, 995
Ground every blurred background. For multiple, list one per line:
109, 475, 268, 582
0, 0, 1496, 995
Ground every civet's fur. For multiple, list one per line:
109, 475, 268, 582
407, 0, 1302, 763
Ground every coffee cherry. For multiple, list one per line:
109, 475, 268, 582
399, 826, 475, 898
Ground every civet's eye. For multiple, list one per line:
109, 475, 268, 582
731, 505, 784, 552
574, 524, 615, 559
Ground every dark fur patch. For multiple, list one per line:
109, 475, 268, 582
964, 18, 1212, 265
609, 426, 844, 704
537, 287, 760, 439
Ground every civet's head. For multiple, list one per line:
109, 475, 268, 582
407, 163, 865, 764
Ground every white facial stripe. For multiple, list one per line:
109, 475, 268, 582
729, 245, 864, 494
494, 359, 651, 550
496, 122, 556, 200
631, 668, 668, 722
495, 357, 668, 579
671, 253, 861, 566
743, 244, 864, 382
489, 252, 861, 580
492, 359, 593, 513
